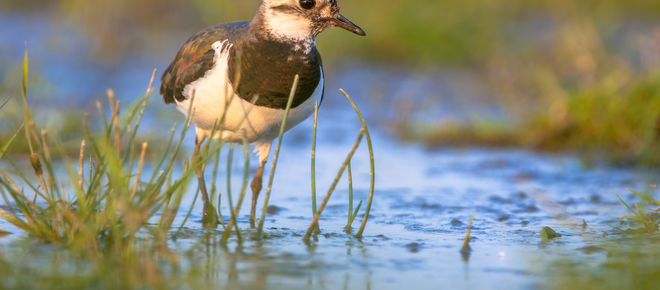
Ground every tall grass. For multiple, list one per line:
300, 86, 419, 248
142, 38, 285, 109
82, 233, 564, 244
0, 69, 197, 253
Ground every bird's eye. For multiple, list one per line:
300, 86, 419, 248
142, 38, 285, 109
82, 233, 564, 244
299, 0, 315, 9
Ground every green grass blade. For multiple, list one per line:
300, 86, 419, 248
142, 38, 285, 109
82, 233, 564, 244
0, 96, 9, 110
0, 124, 23, 160
304, 130, 364, 241
628, 189, 660, 206
174, 188, 200, 237
340, 89, 376, 238
348, 200, 363, 229
122, 71, 155, 163
0, 155, 46, 201
617, 194, 637, 215
256, 75, 299, 239
346, 161, 353, 231
21, 44, 34, 154
224, 144, 243, 241
22, 44, 28, 99
225, 144, 235, 227
0, 205, 26, 230
211, 143, 222, 201
147, 127, 177, 184
311, 101, 319, 222
221, 136, 250, 243
462, 214, 475, 254
311, 101, 320, 234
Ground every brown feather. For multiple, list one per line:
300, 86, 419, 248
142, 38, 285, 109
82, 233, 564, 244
160, 21, 250, 104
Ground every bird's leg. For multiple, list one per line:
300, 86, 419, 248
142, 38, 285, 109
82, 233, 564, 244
250, 159, 266, 228
250, 143, 271, 229
193, 136, 209, 202
193, 135, 218, 228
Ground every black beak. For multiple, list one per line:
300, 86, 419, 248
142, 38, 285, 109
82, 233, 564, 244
332, 13, 366, 36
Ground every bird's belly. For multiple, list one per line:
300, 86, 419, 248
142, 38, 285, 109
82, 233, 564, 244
177, 86, 317, 143
175, 40, 322, 143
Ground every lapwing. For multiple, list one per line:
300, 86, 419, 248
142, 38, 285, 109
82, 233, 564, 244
160, 0, 365, 227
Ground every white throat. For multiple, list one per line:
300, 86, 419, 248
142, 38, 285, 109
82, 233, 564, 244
263, 8, 314, 44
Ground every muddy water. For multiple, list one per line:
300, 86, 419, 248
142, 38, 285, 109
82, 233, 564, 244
1, 10, 659, 290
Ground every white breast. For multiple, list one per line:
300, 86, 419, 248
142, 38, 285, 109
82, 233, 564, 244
176, 40, 323, 144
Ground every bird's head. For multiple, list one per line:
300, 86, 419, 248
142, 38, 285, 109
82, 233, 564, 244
257, 0, 366, 41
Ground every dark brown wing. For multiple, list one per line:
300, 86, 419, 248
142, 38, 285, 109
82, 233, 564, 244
160, 21, 250, 104
227, 39, 323, 109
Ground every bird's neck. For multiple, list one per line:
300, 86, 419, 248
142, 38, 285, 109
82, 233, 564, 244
250, 6, 316, 51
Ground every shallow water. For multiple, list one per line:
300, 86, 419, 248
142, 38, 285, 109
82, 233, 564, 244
1, 104, 657, 289
1, 9, 660, 290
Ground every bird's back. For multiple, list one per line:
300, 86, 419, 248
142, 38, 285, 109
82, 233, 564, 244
160, 19, 323, 108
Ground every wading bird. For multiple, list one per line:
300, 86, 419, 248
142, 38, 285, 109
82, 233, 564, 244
160, 0, 365, 227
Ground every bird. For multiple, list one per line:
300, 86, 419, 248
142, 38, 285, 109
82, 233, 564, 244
160, 0, 365, 228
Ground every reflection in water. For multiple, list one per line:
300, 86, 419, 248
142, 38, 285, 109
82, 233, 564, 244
165, 230, 378, 289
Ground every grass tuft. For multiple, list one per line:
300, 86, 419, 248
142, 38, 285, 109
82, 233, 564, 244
0, 59, 198, 255
618, 187, 660, 233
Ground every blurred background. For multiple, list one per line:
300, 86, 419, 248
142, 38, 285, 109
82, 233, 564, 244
1, 0, 659, 165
